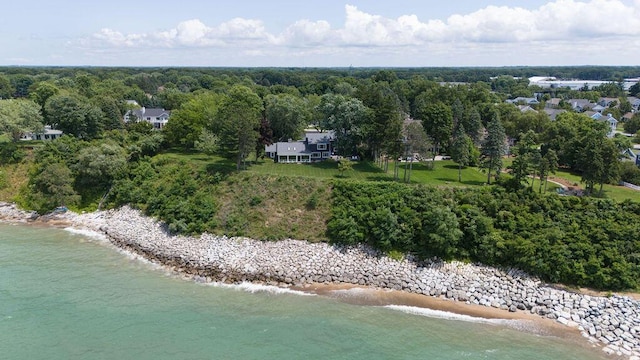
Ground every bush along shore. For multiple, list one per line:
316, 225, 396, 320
1, 202, 640, 359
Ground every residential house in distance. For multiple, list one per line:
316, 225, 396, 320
265, 130, 335, 163
589, 113, 618, 138
506, 97, 540, 106
20, 125, 63, 141
566, 99, 595, 112
543, 108, 566, 121
598, 97, 619, 108
124, 106, 171, 129
545, 98, 562, 109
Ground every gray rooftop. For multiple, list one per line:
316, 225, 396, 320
275, 141, 309, 156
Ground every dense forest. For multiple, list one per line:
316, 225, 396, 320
1, 66, 640, 291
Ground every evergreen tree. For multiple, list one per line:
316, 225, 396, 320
481, 113, 506, 184
450, 124, 470, 182
539, 149, 558, 193
508, 130, 538, 187
462, 106, 483, 144
213, 86, 263, 170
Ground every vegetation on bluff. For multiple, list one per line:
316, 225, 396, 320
328, 181, 640, 291
2, 66, 640, 291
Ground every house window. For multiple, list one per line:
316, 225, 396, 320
311, 152, 321, 158
322, 152, 330, 158
317, 143, 327, 150
269, 152, 274, 158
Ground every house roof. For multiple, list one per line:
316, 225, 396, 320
547, 98, 562, 105
517, 105, 537, 113
507, 97, 539, 104
304, 130, 334, 144
129, 107, 171, 118
275, 141, 310, 156
567, 99, 594, 108
544, 109, 566, 120
591, 112, 618, 122
599, 97, 618, 104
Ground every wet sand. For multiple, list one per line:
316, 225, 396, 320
294, 282, 605, 354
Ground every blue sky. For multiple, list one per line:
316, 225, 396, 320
2, 0, 639, 67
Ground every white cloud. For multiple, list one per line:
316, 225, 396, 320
73, 0, 640, 66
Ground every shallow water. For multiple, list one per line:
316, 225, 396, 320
0, 223, 607, 359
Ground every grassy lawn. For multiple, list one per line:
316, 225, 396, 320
404, 161, 488, 186
248, 158, 393, 181
551, 168, 640, 202
249, 158, 491, 185
158, 150, 640, 202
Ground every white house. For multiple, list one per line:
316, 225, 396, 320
265, 130, 334, 163
590, 113, 618, 138
124, 107, 171, 129
20, 126, 63, 141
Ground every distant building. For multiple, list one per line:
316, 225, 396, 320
20, 126, 63, 141
529, 77, 637, 91
543, 108, 566, 121
124, 107, 171, 129
265, 130, 335, 163
589, 113, 618, 138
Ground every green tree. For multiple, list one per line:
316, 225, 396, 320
163, 92, 223, 149
264, 93, 309, 142
481, 113, 506, 184
619, 98, 632, 114
450, 125, 470, 182
93, 96, 124, 130
317, 94, 370, 157
73, 142, 127, 189
538, 149, 558, 193
156, 88, 190, 110
0, 99, 44, 141
418, 205, 463, 260
0, 74, 13, 99
28, 82, 59, 110
10, 74, 34, 98
337, 159, 354, 177
462, 106, 483, 144
623, 113, 640, 134
577, 130, 619, 195
403, 121, 430, 183
44, 94, 104, 139
508, 130, 538, 187
214, 85, 263, 170
27, 162, 80, 213
629, 82, 640, 97
416, 100, 453, 167
194, 129, 219, 155
356, 80, 403, 163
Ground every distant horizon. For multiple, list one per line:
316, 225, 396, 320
2, 1, 640, 67
2, 64, 640, 69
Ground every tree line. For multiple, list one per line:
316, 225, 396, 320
328, 181, 640, 290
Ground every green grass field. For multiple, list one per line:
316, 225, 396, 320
551, 168, 640, 202
157, 150, 640, 201
248, 158, 393, 181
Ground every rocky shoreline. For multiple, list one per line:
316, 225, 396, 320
2, 202, 639, 359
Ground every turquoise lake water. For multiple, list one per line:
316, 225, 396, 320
0, 223, 608, 360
